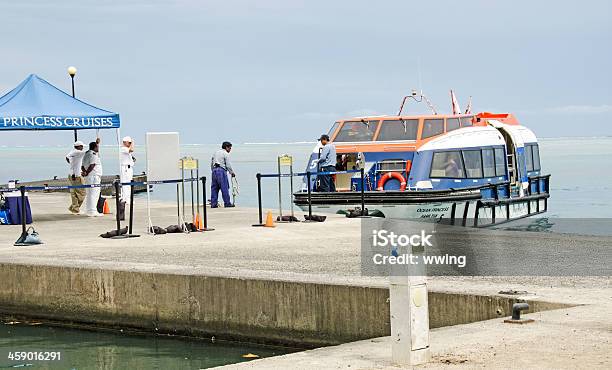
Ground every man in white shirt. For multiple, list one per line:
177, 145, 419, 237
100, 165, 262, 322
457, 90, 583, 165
65, 140, 86, 214
119, 136, 136, 203
210, 141, 236, 208
81, 141, 104, 217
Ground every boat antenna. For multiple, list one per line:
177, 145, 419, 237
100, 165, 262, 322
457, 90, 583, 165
415, 57, 438, 114
417, 57, 423, 96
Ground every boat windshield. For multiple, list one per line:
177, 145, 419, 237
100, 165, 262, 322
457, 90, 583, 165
328, 121, 340, 137
334, 120, 380, 142
376, 119, 418, 141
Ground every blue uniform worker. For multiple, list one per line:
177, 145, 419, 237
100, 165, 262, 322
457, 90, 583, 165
317, 134, 337, 192
210, 141, 236, 208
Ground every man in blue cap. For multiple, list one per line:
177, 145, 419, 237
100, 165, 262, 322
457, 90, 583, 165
210, 141, 236, 208
317, 134, 336, 192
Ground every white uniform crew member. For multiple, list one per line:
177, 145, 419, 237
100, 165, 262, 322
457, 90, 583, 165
119, 136, 136, 203
81, 141, 103, 217
65, 140, 87, 214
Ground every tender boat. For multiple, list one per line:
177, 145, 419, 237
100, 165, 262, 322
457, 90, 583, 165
293, 92, 550, 226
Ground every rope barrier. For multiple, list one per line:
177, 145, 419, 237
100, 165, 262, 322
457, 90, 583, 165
307, 169, 361, 176
4, 176, 213, 244
0, 177, 202, 193
258, 169, 361, 179
253, 168, 367, 226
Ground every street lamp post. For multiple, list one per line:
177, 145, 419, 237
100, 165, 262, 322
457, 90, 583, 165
67, 66, 78, 141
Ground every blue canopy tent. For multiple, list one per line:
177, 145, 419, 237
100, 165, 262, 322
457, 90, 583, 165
0, 74, 120, 132
0, 74, 122, 227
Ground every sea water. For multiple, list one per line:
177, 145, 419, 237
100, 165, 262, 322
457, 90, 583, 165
0, 322, 295, 369
1, 137, 611, 218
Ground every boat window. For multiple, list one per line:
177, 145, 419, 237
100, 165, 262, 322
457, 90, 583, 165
430, 151, 465, 178
525, 145, 534, 171
532, 144, 541, 171
462, 150, 483, 178
494, 148, 506, 176
379, 159, 407, 172
482, 148, 496, 177
460, 117, 473, 127
328, 121, 340, 138
376, 119, 418, 141
334, 120, 380, 142
421, 119, 444, 139
446, 118, 460, 131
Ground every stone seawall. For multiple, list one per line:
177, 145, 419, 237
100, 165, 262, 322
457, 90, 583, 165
0, 263, 569, 347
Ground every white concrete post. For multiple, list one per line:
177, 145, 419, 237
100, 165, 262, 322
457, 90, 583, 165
390, 274, 430, 365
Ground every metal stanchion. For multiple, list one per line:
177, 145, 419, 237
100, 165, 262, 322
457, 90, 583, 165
176, 183, 180, 226
289, 161, 295, 220
14, 185, 43, 246
190, 169, 195, 222
277, 157, 284, 221
19, 185, 27, 238
196, 167, 201, 224
110, 180, 128, 239
181, 159, 186, 218
303, 171, 315, 222
252, 173, 265, 227
200, 176, 214, 231
358, 168, 370, 218
126, 182, 140, 238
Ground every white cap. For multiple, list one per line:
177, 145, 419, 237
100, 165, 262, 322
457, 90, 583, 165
122, 136, 133, 143
74, 140, 84, 147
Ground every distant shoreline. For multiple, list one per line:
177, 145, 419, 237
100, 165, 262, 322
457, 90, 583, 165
0, 136, 610, 149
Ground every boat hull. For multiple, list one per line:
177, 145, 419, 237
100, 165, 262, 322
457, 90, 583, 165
293, 184, 549, 227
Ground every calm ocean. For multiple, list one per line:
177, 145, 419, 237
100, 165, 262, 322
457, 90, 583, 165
1, 137, 611, 218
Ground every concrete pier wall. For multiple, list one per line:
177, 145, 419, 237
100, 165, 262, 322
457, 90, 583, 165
0, 263, 568, 347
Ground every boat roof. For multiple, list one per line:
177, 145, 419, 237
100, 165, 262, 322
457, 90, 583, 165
336, 112, 520, 125
326, 112, 526, 153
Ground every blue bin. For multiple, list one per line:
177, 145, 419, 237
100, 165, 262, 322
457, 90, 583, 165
5, 196, 32, 225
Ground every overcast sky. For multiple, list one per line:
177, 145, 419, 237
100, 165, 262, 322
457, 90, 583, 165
0, 0, 610, 145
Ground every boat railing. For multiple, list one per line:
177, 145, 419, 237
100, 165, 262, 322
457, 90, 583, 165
528, 174, 551, 195
473, 174, 551, 227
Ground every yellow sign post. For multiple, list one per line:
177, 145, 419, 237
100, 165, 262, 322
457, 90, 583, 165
279, 154, 293, 166
179, 156, 201, 228
276, 155, 295, 222
180, 157, 198, 170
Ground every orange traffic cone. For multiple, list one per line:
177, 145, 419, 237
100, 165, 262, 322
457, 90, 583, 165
194, 213, 202, 230
264, 211, 276, 228
103, 199, 111, 215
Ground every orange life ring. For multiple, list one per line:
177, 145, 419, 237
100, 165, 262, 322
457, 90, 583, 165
376, 172, 407, 191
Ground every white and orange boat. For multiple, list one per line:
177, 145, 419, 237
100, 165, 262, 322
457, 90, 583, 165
293, 91, 550, 226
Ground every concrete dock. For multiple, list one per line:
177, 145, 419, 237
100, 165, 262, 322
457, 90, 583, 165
0, 193, 610, 368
